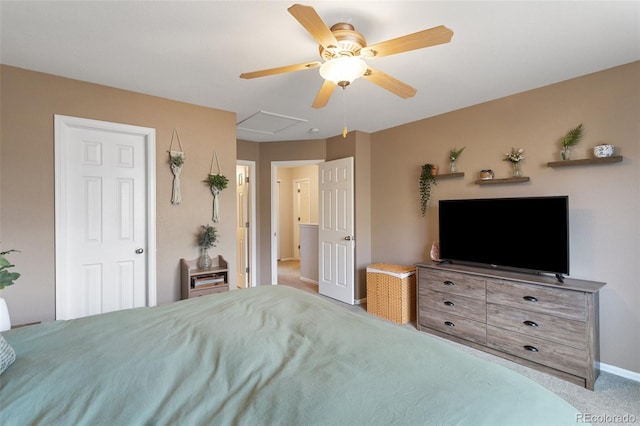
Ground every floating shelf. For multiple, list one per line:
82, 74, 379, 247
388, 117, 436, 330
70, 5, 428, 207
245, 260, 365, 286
475, 177, 530, 185
547, 155, 623, 168
435, 172, 464, 179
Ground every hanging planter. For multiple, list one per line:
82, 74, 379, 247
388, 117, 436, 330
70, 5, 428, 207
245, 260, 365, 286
168, 129, 185, 205
204, 150, 229, 223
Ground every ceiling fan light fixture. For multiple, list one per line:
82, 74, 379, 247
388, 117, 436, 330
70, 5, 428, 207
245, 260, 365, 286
319, 57, 367, 87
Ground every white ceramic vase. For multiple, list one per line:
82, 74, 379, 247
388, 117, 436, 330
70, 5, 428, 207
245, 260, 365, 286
0, 297, 11, 331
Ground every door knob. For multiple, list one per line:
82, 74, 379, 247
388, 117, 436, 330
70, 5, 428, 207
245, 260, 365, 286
135, 248, 144, 254
344, 236, 351, 241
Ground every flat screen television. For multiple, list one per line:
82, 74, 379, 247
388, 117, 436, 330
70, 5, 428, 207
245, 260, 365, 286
438, 196, 569, 278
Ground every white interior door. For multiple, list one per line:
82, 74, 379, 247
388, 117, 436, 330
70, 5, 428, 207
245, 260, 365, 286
55, 115, 156, 320
294, 178, 311, 259
318, 157, 354, 304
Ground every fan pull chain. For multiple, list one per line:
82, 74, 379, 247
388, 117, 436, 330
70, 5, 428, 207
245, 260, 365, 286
342, 87, 348, 138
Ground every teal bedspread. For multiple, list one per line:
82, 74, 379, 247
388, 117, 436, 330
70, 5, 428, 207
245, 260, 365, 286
1, 286, 581, 425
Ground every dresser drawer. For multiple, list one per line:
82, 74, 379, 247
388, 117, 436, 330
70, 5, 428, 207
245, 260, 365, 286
419, 287, 486, 323
420, 309, 486, 345
487, 303, 587, 350
487, 280, 586, 321
487, 326, 587, 377
419, 268, 485, 299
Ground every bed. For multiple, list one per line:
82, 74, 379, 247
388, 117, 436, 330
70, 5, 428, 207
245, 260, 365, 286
1, 285, 582, 425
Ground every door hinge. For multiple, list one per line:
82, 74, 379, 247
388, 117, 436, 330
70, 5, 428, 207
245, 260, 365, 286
245, 221, 249, 228
245, 267, 250, 273
245, 176, 250, 184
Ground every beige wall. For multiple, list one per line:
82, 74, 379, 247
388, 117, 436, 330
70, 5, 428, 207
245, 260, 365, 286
0, 65, 237, 325
371, 62, 640, 373
3, 61, 637, 375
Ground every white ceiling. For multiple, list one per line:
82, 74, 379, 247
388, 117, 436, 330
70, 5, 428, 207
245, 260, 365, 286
1, 1, 638, 142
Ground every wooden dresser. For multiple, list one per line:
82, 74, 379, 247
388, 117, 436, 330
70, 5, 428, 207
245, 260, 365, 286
416, 262, 605, 390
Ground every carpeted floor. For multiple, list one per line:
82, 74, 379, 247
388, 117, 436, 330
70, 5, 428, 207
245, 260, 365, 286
277, 259, 640, 425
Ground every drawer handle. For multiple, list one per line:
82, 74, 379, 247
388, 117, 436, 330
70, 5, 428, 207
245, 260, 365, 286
444, 321, 455, 327
523, 296, 538, 303
524, 345, 539, 353
444, 301, 455, 306
523, 320, 539, 328
443, 280, 455, 286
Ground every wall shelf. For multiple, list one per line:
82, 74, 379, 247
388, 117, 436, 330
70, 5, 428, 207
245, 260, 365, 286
547, 155, 623, 168
475, 177, 530, 185
436, 172, 464, 179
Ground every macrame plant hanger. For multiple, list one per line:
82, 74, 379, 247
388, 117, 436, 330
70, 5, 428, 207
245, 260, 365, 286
209, 150, 222, 223
168, 129, 185, 205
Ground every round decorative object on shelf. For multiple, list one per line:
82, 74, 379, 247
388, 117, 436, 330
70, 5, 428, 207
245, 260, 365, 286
593, 144, 614, 158
480, 169, 494, 180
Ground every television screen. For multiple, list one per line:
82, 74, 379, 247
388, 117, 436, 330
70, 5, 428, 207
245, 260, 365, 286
438, 196, 569, 276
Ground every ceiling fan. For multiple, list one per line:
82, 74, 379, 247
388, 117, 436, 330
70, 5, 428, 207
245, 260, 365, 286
240, 3, 454, 109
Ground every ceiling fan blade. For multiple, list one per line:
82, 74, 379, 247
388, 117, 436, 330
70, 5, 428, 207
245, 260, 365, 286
362, 25, 453, 58
240, 61, 321, 79
288, 4, 340, 51
363, 66, 417, 99
312, 80, 336, 109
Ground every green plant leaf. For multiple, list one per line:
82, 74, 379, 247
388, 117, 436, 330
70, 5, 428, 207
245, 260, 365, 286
419, 164, 438, 216
561, 124, 583, 148
204, 174, 229, 190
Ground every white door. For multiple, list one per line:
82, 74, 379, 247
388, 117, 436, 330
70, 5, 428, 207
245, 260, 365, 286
55, 115, 156, 320
236, 165, 249, 288
318, 157, 354, 304
293, 178, 311, 259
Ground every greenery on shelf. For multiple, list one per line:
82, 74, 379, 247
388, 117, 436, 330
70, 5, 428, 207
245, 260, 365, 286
560, 123, 583, 160
0, 249, 20, 289
419, 164, 438, 217
198, 225, 218, 249
449, 146, 466, 161
203, 173, 229, 191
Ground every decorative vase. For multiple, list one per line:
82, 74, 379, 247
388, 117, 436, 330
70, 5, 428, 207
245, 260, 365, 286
0, 297, 11, 332
512, 161, 521, 177
449, 160, 457, 173
431, 165, 439, 176
561, 147, 571, 160
198, 248, 212, 269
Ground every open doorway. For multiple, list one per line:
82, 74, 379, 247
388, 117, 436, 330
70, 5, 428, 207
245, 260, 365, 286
271, 160, 322, 292
236, 161, 256, 289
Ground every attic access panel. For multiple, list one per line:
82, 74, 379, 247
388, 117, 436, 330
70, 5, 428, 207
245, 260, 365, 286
236, 110, 308, 135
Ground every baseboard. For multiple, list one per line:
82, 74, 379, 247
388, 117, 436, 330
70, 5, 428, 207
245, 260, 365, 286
299, 277, 318, 285
355, 297, 366, 305
600, 362, 640, 382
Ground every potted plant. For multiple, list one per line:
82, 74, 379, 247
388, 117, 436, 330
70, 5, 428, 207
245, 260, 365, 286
0, 249, 20, 331
560, 123, 583, 160
204, 173, 229, 223
419, 164, 438, 216
448, 147, 465, 173
197, 225, 218, 269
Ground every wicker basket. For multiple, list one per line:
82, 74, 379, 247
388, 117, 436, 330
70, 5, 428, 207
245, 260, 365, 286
366, 263, 416, 324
